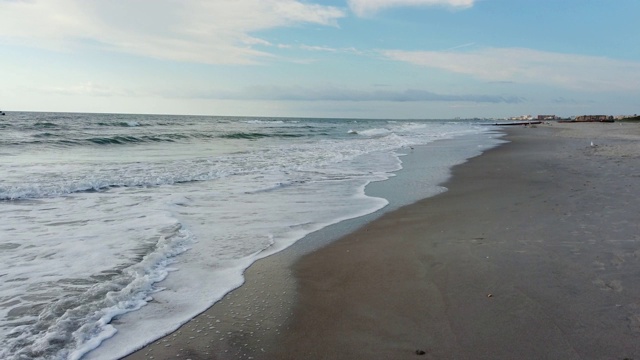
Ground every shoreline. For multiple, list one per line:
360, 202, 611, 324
266, 122, 640, 359
119, 131, 503, 360
122, 122, 640, 359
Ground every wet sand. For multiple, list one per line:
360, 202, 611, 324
123, 122, 640, 360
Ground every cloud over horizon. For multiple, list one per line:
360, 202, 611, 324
348, 0, 475, 16
382, 47, 640, 92
177, 85, 524, 103
0, 0, 346, 64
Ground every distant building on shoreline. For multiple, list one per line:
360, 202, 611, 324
615, 114, 638, 120
575, 115, 614, 122
506, 113, 633, 122
508, 114, 533, 121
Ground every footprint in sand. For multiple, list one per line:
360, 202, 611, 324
611, 253, 626, 268
592, 260, 606, 271
593, 278, 623, 292
628, 314, 640, 333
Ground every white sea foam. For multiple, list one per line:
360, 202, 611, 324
0, 188, 193, 360
357, 127, 392, 137
0, 115, 498, 359
241, 119, 286, 124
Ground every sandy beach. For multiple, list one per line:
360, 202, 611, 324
123, 122, 640, 360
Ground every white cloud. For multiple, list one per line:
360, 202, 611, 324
298, 44, 364, 55
382, 47, 640, 92
300, 45, 339, 52
0, 0, 345, 64
348, 0, 474, 17
37, 82, 139, 97
176, 85, 523, 103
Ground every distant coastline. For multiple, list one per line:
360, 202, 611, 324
619, 115, 640, 122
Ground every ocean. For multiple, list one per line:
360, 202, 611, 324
0, 112, 502, 360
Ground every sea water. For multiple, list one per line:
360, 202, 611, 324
0, 113, 501, 359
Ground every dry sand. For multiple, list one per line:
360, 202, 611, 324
123, 122, 640, 360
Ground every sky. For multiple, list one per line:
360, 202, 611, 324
1, 0, 639, 119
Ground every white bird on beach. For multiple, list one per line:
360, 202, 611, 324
590, 141, 595, 147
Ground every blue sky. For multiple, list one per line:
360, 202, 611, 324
1, 0, 639, 119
